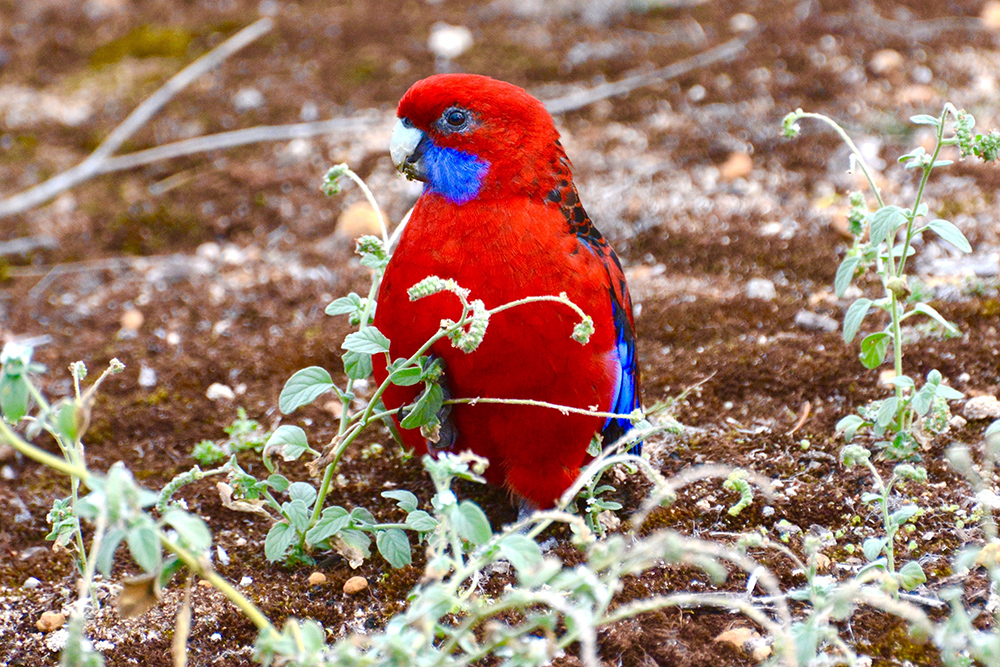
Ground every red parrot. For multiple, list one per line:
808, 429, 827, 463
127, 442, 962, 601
372, 73, 640, 509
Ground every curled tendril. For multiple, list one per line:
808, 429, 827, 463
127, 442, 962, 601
321, 163, 351, 196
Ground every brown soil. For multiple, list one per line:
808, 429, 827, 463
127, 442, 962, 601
2, 0, 999, 665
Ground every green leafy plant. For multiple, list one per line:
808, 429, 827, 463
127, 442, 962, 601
783, 105, 978, 460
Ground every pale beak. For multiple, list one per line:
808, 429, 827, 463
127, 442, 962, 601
390, 118, 429, 182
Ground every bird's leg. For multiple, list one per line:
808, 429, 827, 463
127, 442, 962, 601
515, 497, 539, 523
426, 356, 457, 454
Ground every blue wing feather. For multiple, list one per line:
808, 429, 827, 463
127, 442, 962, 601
603, 297, 641, 454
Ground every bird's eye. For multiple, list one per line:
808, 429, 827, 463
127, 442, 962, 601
444, 108, 468, 128
401, 117, 413, 128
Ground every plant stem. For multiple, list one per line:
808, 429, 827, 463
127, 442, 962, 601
0, 418, 91, 480
161, 534, 276, 634
791, 112, 885, 209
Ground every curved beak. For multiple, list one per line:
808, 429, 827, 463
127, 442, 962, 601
390, 118, 429, 182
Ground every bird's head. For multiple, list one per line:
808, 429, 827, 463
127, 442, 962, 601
390, 74, 564, 205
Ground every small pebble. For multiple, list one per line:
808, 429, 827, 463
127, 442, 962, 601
745, 278, 776, 300
239, 576, 253, 587
308, 572, 327, 586
23, 576, 41, 589
343, 576, 368, 595
869, 49, 903, 74
138, 365, 157, 389
1, 464, 15, 480
232, 87, 264, 112
963, 395, 1000, 421
336, 202, 383, 239
983, 1, 1000, 30
206, 383, 236, 401
120, 309, 144, 331
729, 13, 757, 32
794, 310, 839, 333
36, 611, 66, 632
428, 22, 473, 60
719, 152, 753, 181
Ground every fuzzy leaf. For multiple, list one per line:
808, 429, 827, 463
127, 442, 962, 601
924, 219, 971, 253
400, 383, 444, 430
279, 367, 335, 414
381, 490, 419, 513
405, 510, 439, 532
343, 350, 373, 381
500, 534, 544, 576
869, 205, 906, 246
266, 425, 311, 461
859, 332, 890, 369
376, 528, 412, 568
264, 522, 297, 562
843, 298, 872, 343
342, 327, 390, 355
834, 256, 860, 298
305, 506, 351, 544
453, 501, 492, 546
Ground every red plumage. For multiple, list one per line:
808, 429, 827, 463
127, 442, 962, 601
373, 74, 640, 508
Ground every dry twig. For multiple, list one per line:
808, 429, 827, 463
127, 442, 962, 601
0, 18, 274, 218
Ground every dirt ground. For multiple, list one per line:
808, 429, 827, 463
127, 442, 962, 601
2, 0, 1000, 665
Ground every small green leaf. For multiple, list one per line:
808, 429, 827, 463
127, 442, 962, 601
96, 527, 126, 576
500, 534, 544, 575
345, 511, 372, 532
405, 510, 439, 532
886, 375, 914, 390
859, 332, 890, 369
836, 415, 866, 442
909, 114, 940, 127
163, 508, 212, 553
376, 528, 412, 568
343, 350, 373, 381
381, 490, 418, 513
388, 364, 424, 387
863, 537, 885, 562
453, 501, 492, 546
834, 256, 860, 298
875, 397, 899, 428
909, 303, 958, 335
279, 367, 335, 414
288, 482, 317, 507
400, 383, 444, 430
325, 293, 363, 316
898, 561, 927, 591
0, 373, 30, 422
267, 474, 290, 493
305, 506, 351, 544
266, 425, 311, 461
126, 520, 162, 573
342, 327, 390, 355
869, 205, 906, 246
843, 298, 873, 343
284, 499, 311, 532
889, 505, 918, 526
926, 219, 972, 253
264, 522, 297, 562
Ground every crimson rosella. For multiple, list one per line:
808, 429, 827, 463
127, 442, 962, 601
373, 73, 641, 509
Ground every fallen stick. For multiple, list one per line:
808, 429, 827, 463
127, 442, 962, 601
0, 18, 274, 218
0, 235, 59, 257
0, 30, 755, 219
544, 31, 755, 115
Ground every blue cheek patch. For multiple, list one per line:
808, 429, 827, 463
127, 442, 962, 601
604, 299, 641, 455
423, 140, 490, 205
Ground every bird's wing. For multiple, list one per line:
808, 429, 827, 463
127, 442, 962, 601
545, 154, 641, 452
